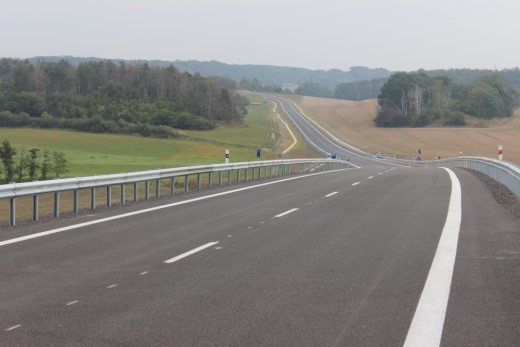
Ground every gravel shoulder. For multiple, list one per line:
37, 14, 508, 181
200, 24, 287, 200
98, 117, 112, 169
469, 170, 520, 218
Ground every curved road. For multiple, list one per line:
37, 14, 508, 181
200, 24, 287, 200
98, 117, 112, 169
265, 95, 392, 168
0, 98, 519, 346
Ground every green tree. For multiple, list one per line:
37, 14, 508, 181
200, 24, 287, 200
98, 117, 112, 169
41, 150, 52, 180
52, 151, 68, 178
0, 139, 16, 182
28, 148, 40, 181
15, 147, 29, 182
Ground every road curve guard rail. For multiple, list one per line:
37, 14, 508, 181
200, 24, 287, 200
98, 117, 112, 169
0, 158, 353, 227
387, 156, 520, 199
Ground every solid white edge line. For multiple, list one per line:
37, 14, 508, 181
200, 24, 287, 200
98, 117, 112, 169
403, 168, 462, 347
274, 208, 299, 218
0, 168, 348, 248
352, 182, 360, 186
164, 242, 219, 264
325, 192, 338, 197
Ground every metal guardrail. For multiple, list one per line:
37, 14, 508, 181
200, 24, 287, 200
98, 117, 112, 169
1, 158, 353, 226
386, 156, 520, 199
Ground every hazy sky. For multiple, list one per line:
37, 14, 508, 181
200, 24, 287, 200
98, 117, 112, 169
1, 0, 519, 71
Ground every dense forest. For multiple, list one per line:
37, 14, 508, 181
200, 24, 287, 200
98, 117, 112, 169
335, 68, 520, 101
0, 58, 247, 137
27, 57, 392, 89
375, 72, 519, 127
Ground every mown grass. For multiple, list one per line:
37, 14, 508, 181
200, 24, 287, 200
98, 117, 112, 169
0, 95, 283, 178
0, 95, 318, 225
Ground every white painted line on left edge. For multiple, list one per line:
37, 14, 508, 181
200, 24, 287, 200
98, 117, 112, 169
164, 242, 219, 264
403, 168, 462, 347
325, 192, 338, 197
0, 168, 348, 248
274, 208, 299, 218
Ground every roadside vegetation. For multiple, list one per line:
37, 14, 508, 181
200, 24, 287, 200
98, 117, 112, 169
0, 95, 309, 180
0, 58, 247, 137
375, 72, 519, 127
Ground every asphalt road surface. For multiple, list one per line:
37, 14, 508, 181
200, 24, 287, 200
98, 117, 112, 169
265, 95, 392, 168
1, 166, 519, 346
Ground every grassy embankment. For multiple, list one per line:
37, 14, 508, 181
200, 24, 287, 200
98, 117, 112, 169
287, 95, 520, 164
0, 95, 315, 224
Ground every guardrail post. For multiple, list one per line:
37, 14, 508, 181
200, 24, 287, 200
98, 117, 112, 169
73, 189, 79, 214
270, 166, 272, 177
54, 192, 59, 218
170, 177, 175, 195
237, 169, 241, 183
9, 198, 15, 226
145, 181, 150, 200
106, 186, 112, 207
91, 188, 96, 210
33, 195, 38, 222
252, 168, 255, 181
209, 172, 212, 189
156, 179, 160, 198
218, 171, 222, 187
228, 170, 231, 185
197, 174, 201, 191
263, 166, 267, 179
133, 182, 138, 202
184, 175, 189, 193
120, 184, 125, 205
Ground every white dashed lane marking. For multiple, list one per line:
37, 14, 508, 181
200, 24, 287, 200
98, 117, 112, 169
274, 208, 299, 218
164, 242, 219, 264
5, 324, 21, 331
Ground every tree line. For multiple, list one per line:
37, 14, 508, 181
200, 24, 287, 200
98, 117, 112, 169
375, 72, 519, 127
0, 139, 68, 183
0, 58, 248, 136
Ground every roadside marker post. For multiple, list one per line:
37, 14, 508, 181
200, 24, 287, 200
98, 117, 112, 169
498, 145, 503, 160
225, 150, 229, 164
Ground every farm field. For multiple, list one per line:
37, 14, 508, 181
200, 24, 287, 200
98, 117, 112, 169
0, 95, 313, 224
288, 95, 520, 164
0, 95, 305, 178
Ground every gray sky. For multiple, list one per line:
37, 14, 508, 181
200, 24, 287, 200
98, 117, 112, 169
1, 0, 519, 71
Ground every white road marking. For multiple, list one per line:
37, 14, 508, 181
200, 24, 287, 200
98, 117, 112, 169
247, 226, 252, 229
164, 242, 219, 264
378, 173, 383, 175
352, 182, 360, 186
226, 235, 232, 238
368, 176, 374, 179
274, 208, 299, 218
5, 324, 21, 331
66, 300, 79, 306
140, 271, 148, 275
305, 202, 313, 205
0, 169, 348, 248
403, 168, 462, 347
325, 192, 338, 197
107, 284, 117, 289
260, 221, 265, 224
215, 247, 223, 250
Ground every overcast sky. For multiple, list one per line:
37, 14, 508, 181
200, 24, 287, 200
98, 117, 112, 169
1, 0, 519, 71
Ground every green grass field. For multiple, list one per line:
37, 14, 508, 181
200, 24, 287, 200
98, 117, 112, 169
0, 95, 286, 178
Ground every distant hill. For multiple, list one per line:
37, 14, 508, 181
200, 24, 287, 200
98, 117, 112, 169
26, 56, 392, 89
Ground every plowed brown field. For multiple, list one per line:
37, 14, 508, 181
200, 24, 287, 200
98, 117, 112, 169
289, 96, 520, 164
